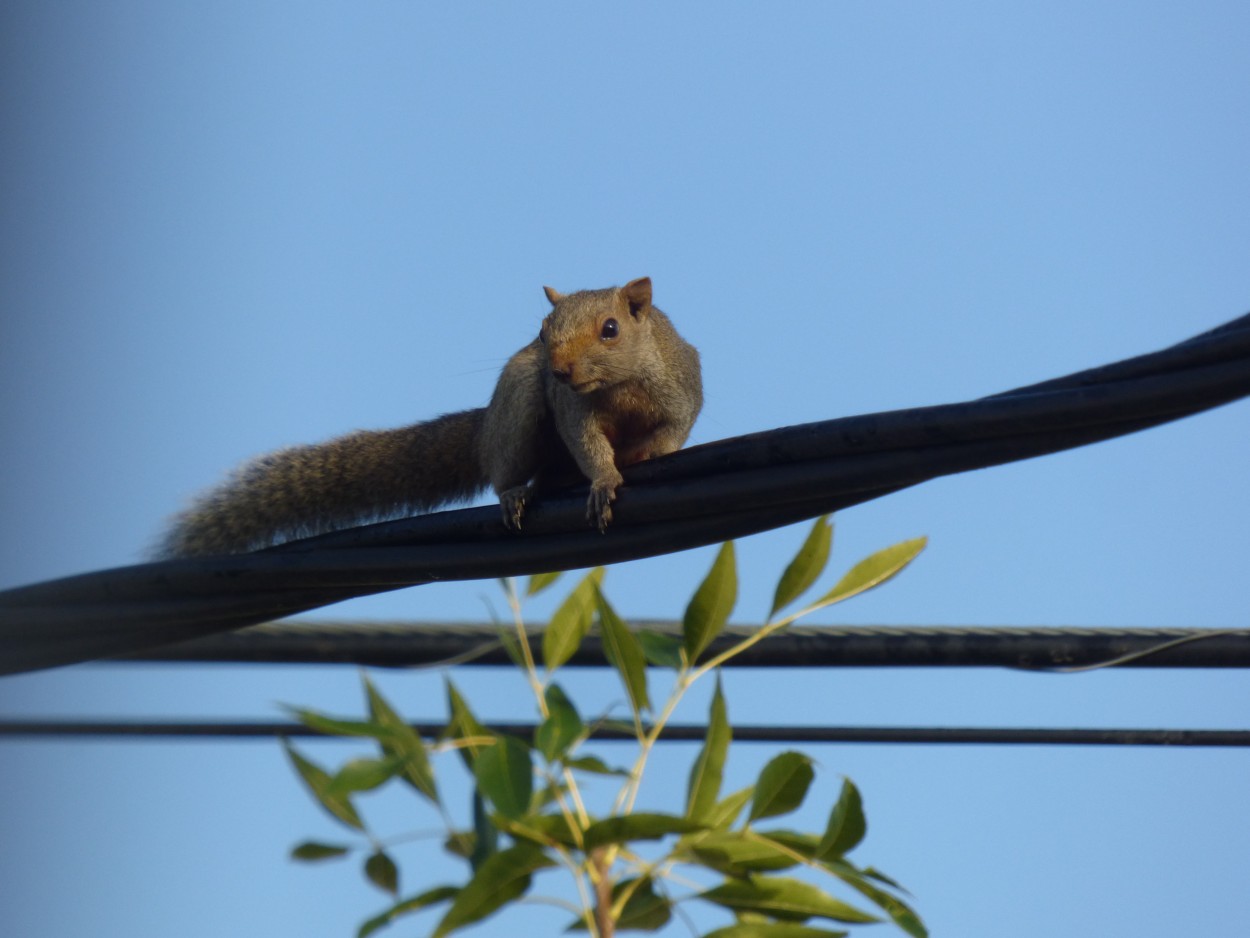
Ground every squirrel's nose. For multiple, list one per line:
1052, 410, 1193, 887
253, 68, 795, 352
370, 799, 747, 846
550, 362, 573, 384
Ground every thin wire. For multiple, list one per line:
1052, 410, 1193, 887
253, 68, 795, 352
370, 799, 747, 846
2, 719, 1246, 747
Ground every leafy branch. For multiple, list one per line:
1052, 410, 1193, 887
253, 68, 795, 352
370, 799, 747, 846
283, 516, 928, 938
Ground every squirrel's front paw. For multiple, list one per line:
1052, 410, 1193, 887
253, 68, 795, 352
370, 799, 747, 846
586, 476, 621, 532
500, 486, 529, 531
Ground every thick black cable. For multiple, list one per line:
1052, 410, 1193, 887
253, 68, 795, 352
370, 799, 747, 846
2, 311, 1248, 675
119, 622, 1250, 670
1, 719, 1245, 747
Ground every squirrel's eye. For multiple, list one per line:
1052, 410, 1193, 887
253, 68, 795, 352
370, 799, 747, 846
600, 318, 619, 340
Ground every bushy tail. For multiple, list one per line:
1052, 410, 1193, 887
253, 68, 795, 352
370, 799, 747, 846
158, 409, 488, 557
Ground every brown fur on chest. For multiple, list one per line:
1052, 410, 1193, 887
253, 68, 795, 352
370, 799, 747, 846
592, 385, 665, 465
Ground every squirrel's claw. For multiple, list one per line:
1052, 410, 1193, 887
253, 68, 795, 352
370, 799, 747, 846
500, 486, 529, 531
587, 480, 618, 532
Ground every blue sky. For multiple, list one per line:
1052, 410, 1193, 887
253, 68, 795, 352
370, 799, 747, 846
2, 3, 1248, 937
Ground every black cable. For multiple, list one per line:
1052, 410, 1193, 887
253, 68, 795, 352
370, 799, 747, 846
2, 311, 1248, 676
1, 719, 1245, 747
118, 621, 1250, 670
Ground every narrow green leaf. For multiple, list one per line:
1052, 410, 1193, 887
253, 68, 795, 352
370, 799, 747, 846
706, 785, 755, 830
683, 542, 738, 661
443, 830, 475, 861
703, 923, 849, 938
568, 877, 672, 932
582, 812, 704, 851
442, 679, 494, 771
357, 886, 459, 938
496, 625, 528, 669
535, 683, 584, 762
495, 811, 580, 849
431, 843, 556, 938
817, 537, 927, 608
365, 849, 399, 896
816, 779, 866, 859
473, 736, 533, 820
526, 570, 563, 596
563, 754, 630, 776
770, 516, 834, 618
542, 567, 605, 672
290, 841, 350, 862
469, 789, 497, 870
282, 739, 364, 831
749, 752, 815, 823
366, 677, 438, 804
861, 867, 907, 892
284, 707, 390, 739
596, 588, 650, 716
690, 832, 801, 875
638, 629, 685, 668
686, 676, 731, 822
325, 756, 405, 796
700, 876, 879, 924
823, 860, 927, 938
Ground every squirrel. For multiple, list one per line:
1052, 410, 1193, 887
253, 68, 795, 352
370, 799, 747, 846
158, 277, 703, 557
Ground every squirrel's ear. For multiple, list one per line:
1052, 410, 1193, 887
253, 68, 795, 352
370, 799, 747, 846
543, 286, 564, 306
621, 277, 652, 317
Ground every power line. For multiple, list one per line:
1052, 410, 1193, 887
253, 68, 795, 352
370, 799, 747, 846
2, 310, 1248, 676
3, 719, 1246, 747
118, 621, 1250, 669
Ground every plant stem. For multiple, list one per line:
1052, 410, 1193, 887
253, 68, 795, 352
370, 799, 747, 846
591, 848, 615, 938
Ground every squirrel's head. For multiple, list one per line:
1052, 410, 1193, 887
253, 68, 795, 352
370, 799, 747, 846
539, 278, 653, 392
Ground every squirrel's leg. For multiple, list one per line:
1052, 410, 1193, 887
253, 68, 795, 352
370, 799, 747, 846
554, 398, 625, 533
481, 343, 547, 530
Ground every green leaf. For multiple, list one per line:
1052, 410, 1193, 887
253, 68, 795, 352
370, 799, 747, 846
582, 812, 704, 851
357, 886, 459, 938
563, 754, 630, 776
770, 516, 833, 618
282, 739, 364, 831
683, 542, 737, 661
325, 756, 405, 797
705, 785, 755, 830
700, 876, 879, 924
290, 841, 350, 862
596, 588, 650, 716
496, 811, 580, 849
568, 877, 672, 931
703, 923, 849, 938
469, 789, 497, 870
686, 676, 731, 822
443, 830, 475, 861
638, 629, 685, 668
817, 537, 927, 608
535, 683, 584, 762
690, 832, 801, 875
284, 707, 390, 739
543, 567, 605, 672
473, 735, 533, 820
442, 679, 494, 771
816, 779, 866, 859
366, 677, 438, 804
496, 625, 528, 669
365, 849, 399, 896
749, 752, 815, 823
861, 867, 907, 892
823, 860, 927, 938
526, 570, 563, 596
431, 843, 556, 938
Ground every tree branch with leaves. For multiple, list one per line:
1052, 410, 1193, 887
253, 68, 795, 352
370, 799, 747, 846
284, 516, 928, 938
